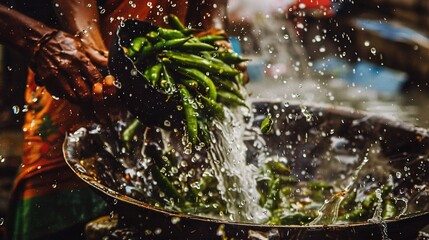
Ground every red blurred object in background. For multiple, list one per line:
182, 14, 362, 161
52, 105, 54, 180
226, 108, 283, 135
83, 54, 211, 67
286, 0, 334, 37
287, 0, 334, 18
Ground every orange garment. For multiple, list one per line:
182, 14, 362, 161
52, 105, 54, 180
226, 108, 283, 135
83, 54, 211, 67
13, 0, 193, 205
9, 1, 202, 239
14, 70, 92, 200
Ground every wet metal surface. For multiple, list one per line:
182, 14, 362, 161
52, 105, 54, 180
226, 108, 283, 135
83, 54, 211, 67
65, 101, 429, 240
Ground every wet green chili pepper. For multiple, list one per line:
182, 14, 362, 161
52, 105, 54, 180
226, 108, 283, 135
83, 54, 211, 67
266, 160, 291, 175
181, 79, 199, 91
197, 120, 211, 145
157, 27, 185, 40
167, 14, 187, 33
382, 199, 396, 219
130, 36, 150, 53
217, 90, 248, 108
151, 164, 186, 203
197, 34, 227, 44
197, 94, 225, 120
178, 84, 199, 144
139, 37, 191, 57
144, 63, 163, 85
215, 78, 245, 100
260, 115, 273, 135
121, 118, 141, 149
178, 42, 217, 52
145, 30, 161, 42
163, 51, 240, 77
263, 178, 280, 211
175, 66, 217, 101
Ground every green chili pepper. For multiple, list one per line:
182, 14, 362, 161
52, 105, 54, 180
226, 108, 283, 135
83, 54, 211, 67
167, 14, 187, 32
197, 34, 227, 44
181, 79, 199, 91
260, 115, 273, 135
151, 164, 186, 203
157, 27, 185, 40
263, 178, 280, 211
121, 118, 141, 149
144, 63, 163, 86
178, 84, 199, 144
125, 47, 136, 58
197, 120, 211, 145
213, 77, 245, 100
382, 200, 396, 219
178, 42, 217, 52
214, 50, 249, 64
145, 30, 161, 42
139, 37, 191, 57
197, 94, 225, 120
130, 36, 150, 53
163, 51, 240, 77
174, 66, 217, 101
217, 90, 248, 108
265, 159, 290, 175
166, 14, 199, 36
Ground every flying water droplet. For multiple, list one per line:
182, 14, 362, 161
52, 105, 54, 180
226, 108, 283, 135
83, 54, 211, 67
12, 105, 20, 114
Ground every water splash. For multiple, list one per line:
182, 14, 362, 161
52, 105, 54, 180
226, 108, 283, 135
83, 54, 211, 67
207, 108, 268, 223
310, 157, 369, 225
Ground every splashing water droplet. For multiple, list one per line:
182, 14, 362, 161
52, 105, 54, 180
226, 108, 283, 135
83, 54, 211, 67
164, 120, 171, 127
12, 105, 20, 114
130, 69, 138, 76
113, 80, 122, 89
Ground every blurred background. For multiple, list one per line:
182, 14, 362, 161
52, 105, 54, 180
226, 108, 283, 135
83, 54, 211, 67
1, 0, 429, 233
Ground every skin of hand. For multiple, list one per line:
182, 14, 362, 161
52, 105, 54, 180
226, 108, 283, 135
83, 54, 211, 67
31, 30, 104, 103
51, 0, 126, 123
0, 4, 107, 104
52, 0, 108, 66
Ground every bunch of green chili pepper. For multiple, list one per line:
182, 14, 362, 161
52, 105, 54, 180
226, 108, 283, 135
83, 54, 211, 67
132, 143, 228, 215
257, 158, 399, 225
123, 14, 248, 147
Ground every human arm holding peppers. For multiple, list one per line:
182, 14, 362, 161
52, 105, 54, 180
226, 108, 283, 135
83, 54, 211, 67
0, 2, 117, 121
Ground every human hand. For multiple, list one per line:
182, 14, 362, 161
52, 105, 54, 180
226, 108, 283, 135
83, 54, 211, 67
92, 75, 125, 126
30, 30, 106, 104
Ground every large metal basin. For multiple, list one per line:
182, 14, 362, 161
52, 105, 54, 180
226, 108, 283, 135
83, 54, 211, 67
63, 101, 429, 240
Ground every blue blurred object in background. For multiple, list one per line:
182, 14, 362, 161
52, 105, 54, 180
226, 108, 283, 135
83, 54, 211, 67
313, 56, 408, 95
345, 60, 408, 94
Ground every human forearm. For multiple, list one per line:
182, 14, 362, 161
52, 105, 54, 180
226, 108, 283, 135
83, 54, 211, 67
52, 0, 106, 52
0, 4, 57, 56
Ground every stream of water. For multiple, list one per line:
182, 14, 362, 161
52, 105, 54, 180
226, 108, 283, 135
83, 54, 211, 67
207, 108, 267, 222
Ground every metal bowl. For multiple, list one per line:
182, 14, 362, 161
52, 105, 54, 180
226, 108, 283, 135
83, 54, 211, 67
63, 101, 429, 240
